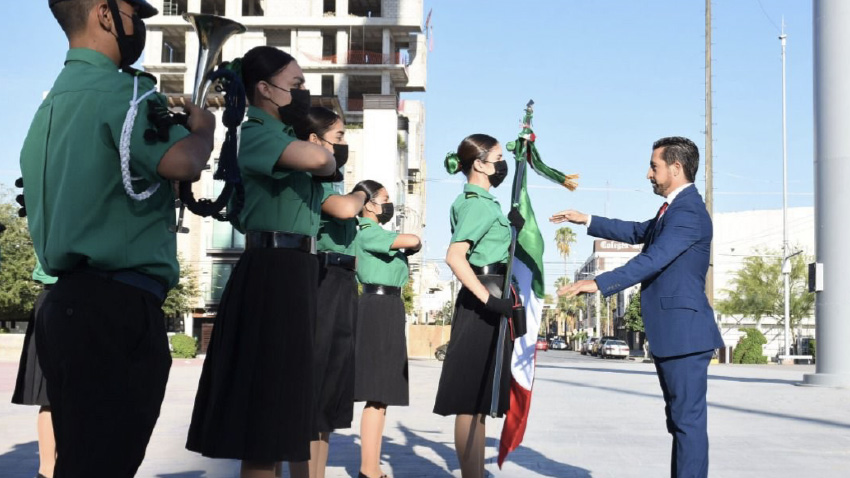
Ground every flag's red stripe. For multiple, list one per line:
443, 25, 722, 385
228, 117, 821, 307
497, 379, 534, 468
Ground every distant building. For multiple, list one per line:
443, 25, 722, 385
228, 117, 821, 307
142, 0, 428, 342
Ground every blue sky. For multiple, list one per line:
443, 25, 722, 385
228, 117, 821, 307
0, 1, 814, 293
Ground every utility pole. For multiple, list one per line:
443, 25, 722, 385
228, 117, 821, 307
704, 0, 715, 307
805, 0, 850, 387
780, 21, 791, 359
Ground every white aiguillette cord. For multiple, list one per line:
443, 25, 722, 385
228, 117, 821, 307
120, 75, 159, 201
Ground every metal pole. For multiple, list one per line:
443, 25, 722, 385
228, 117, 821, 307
780, 23, 791, 359
805, 0, 850, 387
704, 0, 715, 306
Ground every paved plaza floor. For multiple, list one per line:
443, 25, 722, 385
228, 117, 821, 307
1, 351, 848, 477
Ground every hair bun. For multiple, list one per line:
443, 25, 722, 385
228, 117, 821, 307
444, 152, 462, 175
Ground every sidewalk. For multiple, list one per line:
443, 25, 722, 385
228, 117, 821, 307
1, 352, 848, 477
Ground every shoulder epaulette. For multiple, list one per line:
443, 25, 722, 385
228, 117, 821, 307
465, 191, 479, 199
246, 117, 264, 125
359, 222, 373, 230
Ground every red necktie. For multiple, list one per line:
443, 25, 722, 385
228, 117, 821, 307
656, 202, 669, 219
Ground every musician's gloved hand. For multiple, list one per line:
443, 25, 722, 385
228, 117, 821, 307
508, 206, 525, 232
485, 295, 515, 317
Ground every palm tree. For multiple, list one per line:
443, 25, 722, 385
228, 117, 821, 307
554, 226, 577, 276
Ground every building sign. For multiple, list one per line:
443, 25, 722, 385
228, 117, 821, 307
593, 240, 643, 253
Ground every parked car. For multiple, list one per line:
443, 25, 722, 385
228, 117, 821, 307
549, 337, 568, 350
581, 337, 599, 355
535, 337, 549, 351
435, 342, 449, 361
599, 339, 630, 359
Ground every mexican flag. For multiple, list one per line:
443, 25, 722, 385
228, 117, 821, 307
498, 103, 577, 467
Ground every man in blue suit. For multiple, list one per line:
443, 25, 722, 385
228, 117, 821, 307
552, 136, 724, 478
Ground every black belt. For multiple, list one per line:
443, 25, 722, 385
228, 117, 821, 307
319, 251, 356, 270
471, 263, 507, 276
362, 284, 401, 296
245, 231, 317, 254
74, 268, 167, 302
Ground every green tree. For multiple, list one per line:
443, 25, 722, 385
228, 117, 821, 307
733, 328, 768, 364
435, 300, 454, 325
716, 250, 814, 340
623, 290, 644, 332
402, 281, 415, 315
162, 254, 200, 319
0, 197, 40, 322
554, 227, 577, 275
554, 276, 583, 327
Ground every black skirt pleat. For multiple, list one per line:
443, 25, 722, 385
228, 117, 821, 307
12, 288, 51, 407
354, 293, 409, 406
186, 248, 317, 462
433, 285, 513, 417
312, 264, 357, 433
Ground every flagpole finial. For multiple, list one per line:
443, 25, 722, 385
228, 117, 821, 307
526, 99, 534, 110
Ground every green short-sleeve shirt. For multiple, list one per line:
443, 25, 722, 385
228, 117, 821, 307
317, 183, 358, 255
236, 106, 323, 236
355, 217, 409, 287
32, 258, 58, 285
450, 184, 511, 267
19, 48, 191, 288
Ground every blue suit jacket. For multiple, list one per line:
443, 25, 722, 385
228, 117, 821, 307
590, 185, 724, 358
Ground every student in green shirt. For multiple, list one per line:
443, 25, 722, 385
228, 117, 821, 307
186, 46, 336, 478
20, 1, 215, 476
351, 180, 421, 478
433, 134, 518, 478
289, 107, 369, 478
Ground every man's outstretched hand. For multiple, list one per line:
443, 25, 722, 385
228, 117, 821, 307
557, 279, 599, 297
550, 210, 589, 225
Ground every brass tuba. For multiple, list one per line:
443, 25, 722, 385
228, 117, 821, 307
173, 13, 246, 233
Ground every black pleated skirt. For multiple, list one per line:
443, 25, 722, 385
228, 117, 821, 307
12, 288, 51, 407
354, 292, 409, 406
312, 264, 357, 433
186, 248, 317, 462
433, 282, 513, 417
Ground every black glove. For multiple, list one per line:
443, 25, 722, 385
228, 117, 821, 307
14, 177, 26, 217
485, 294, 514, 317
403, 248, 420, 257
312, 170, 344, 183
508, 206, 525, 232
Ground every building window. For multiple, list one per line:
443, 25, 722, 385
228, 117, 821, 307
210, 221, 245, 250
349, 0, 381, 17
266, 29, 291, 50
321, 75, 334, 97
200, 0, 225, 15
243, 0, 264, 16
208, 262, 234, 303
323, 0, 336, 15
162, 0, 187, 16
322, 32, 337, 60
161, 31, 186, 64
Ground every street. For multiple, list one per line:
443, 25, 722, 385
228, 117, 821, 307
1, 351, 848, 477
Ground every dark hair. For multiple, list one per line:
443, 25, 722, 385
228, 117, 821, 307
51, 0, 99, 37
444, 134, 499, 176
241, 46, 295, 104
652, 136, 699, 182
352, 180, 385, 217
292, 107, 341, 141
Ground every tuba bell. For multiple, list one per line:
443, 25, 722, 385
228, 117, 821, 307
172, 13, 247, 233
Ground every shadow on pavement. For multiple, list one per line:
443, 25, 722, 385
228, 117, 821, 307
391, 424, 592, 478
541, 376, 850, 431
539, 364, 804, 386
0, 441, 38, 476
158, 471, 207, 478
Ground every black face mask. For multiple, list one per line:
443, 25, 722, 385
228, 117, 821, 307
107, 0, 146, 68
373, 202, 394, 225
274, 87, 311, 125
489, 161, 509, 188
320, 138, 349, 170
